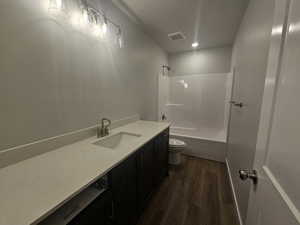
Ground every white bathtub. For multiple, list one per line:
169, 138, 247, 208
170, 127, 227, 162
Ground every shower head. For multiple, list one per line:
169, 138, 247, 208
162, 65, 171, 71
162, 65, 171, 76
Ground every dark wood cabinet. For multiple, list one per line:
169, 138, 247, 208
137, 140, 155, 213
110, 153, 138, 225
153, 128, 169, 187
137, 128, 169, 215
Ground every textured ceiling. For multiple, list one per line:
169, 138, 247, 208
114, 0, 249, 53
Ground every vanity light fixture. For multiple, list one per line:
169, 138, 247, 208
49, 0, 124, 46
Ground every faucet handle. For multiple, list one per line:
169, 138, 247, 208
105, 126, 110, 134
101, 118, 111, 136
101, 118, 111, 126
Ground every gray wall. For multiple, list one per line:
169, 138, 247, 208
168, 46, 232, 76
227, 0, 274, 222
0, 0, 167, 151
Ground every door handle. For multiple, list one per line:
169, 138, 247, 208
239, 169, 258, 184
230, 101, 244, 108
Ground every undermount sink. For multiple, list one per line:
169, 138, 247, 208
93, 132, 141, 150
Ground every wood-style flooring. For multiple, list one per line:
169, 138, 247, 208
138, 155, 239, 225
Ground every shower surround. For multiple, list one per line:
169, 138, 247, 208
165, 73, 233, 162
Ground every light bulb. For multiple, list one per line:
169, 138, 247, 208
93, 24, 102, 37
192, 42, 199, 48
56, 0, 62, 9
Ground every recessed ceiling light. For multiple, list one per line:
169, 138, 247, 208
192, 42, 199, 48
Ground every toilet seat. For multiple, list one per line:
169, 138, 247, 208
168, 138, 186, 165
169, 138, 186, 148
169, 138, 186, 153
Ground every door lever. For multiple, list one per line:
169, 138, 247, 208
234, 102, 244, 108
239, 169, 258, 184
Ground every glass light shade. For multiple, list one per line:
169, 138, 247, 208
49, 0, 62, 11
82, 9, 89, 25
102, 22, 107, 35
118, 36, 123, 48
93, 24, 102, 37
117, 29, 123, 48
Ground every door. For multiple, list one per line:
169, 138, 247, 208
137, 140, 155, 213
227, 0, 275, 222
245, 0, 300, 224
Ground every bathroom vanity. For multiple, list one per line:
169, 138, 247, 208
41, 128, 169, 225
0, 121, 169, 225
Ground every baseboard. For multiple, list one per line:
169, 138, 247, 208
170, 134, 226, 163
225, 158, 243, 225
183, 152, 225, 163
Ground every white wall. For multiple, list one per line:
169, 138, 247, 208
168, 46, 232, 76
227, 0, 275, 222
0, 0, 167, 151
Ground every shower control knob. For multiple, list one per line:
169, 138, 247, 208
239, 169, 258, 184
229, 101, 236, 104
234, 102, 244, 108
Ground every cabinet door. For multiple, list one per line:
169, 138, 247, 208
137, 140, 155, 213
153, 129, 169, 187
161, 128, 169, 176
110, 153, 138, 225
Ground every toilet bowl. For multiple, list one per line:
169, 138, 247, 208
169, 138, 186, 165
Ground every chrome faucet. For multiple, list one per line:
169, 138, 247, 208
97, 118, 112, 138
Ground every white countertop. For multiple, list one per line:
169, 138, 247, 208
0, 120, 170, 225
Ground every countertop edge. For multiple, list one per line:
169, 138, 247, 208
30, 121, 170, 225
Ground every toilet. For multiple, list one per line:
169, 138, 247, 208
169, 138, 186, 165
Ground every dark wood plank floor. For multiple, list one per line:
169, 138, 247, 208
138, 155, 239, 225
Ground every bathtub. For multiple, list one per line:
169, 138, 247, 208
170, 127, 227, 162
